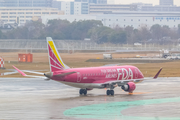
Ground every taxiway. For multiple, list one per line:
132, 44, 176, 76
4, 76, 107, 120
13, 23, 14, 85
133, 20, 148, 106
0, 78, 180, 120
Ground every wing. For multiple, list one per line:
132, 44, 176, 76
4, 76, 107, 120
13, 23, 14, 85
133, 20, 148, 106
101, 78, 144, 86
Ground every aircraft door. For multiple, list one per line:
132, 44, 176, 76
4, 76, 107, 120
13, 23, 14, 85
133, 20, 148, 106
77, 72, 81, 82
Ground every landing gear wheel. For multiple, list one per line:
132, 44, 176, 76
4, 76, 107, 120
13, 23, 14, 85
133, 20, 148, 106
79, 89, 83, 95
106, 90, 110, 95
79, 89, 87, 95
110, 90, 114, 96
83, 89, 87, 95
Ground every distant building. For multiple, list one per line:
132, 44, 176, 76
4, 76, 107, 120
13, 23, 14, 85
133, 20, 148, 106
75, 0, 107, 4
90, 0, 107, 4
140, 5, 180, 12
107, 0, 115, 4
89, 4, 137, 14
159, 0, 174, 6
0, 7, 64, 25
134, 2, 180, 12
52, 1, 89, 15
41, 11, 180, 29
0, 0, 53, 7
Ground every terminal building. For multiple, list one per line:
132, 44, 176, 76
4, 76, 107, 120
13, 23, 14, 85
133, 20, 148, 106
41, 11, 180, 29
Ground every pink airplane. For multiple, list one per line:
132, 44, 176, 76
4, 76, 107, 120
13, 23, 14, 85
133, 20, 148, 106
13, 37, 162, 96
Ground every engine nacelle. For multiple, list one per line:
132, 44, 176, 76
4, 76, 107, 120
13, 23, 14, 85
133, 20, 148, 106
121, 82, 136, 93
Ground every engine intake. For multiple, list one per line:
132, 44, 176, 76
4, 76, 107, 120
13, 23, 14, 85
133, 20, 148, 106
121, 82, 136, 93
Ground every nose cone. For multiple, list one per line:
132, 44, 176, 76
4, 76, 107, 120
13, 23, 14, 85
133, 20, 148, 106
44, 72, 53, 78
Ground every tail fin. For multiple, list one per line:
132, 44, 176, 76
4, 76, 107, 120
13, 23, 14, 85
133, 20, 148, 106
47, 37, 69, 72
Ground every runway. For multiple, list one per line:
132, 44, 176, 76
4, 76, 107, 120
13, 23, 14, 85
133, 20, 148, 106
0, 78, 180, 120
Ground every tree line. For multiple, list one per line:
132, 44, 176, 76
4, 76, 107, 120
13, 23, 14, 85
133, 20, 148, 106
0, 19, 180, 44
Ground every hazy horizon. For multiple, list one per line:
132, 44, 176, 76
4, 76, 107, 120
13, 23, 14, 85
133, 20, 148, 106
58, 0, 180, 6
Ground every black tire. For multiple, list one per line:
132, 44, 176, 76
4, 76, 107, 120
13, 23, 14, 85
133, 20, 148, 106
110, 90, 114, 96
79, 89, 83, 95
83, 89, 87, 95
106, 90, 110, 95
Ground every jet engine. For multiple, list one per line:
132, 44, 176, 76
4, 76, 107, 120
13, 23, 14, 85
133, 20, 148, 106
121, 82, 136, 93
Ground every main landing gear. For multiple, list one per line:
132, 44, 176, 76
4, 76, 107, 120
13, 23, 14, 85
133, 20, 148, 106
106, 90, 114, 96
106, 84, 115, 96
79, 89, 87, 95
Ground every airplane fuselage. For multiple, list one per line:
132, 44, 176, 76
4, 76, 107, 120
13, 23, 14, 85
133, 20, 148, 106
51, 65, 144, 89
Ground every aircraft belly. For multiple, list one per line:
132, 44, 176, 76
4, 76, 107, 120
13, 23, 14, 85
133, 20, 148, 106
57, 81, 102, 89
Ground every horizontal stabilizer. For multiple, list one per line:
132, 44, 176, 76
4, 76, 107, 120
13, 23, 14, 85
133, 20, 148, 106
22, 70, 44, 75
13, 66, 47, 79
13, 66, 27, 76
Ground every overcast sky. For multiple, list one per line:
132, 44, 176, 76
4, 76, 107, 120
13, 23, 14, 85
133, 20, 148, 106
60, 0, 180, 6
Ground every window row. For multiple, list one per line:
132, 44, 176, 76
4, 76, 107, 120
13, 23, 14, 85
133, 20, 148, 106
102, 19, 178, 22
1, 12, 58, 14
1, 16, 32, 18
2, 19, 31, 22
110, 24, 178, 28
102, 19, 148, 22
82, 72, 116, 76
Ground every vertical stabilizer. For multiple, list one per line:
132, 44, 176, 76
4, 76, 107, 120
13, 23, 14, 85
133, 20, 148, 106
47, 37, 69, 72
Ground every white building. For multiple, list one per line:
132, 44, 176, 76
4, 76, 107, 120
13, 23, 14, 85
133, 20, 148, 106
0, 7, 64, 25
89, 4, 137, 14
160, 0, 174, 6
52, 1, 89, 15
41, 11, 180, 29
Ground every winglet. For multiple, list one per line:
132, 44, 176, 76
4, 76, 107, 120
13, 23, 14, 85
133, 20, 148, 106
153, 68, 163, 79
12, 66, 27, 76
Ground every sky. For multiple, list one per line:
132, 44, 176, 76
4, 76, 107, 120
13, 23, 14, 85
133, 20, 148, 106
60, 0, 180, 6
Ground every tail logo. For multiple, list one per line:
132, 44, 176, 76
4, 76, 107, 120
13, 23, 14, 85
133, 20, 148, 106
47, 38, 66, 72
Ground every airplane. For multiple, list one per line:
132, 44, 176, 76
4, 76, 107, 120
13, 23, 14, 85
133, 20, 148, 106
13, 37, 163, 96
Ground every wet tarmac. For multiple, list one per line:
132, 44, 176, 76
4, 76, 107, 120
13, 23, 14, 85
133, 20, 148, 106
0, 78, 180, 120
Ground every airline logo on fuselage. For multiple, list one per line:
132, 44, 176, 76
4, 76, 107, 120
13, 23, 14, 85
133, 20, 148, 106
101, 68, 134, 80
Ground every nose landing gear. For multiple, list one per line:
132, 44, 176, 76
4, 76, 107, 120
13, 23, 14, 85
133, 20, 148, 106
106, 90, 114, 96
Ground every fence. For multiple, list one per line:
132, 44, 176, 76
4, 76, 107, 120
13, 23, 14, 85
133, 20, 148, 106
0, 39, 180, 52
